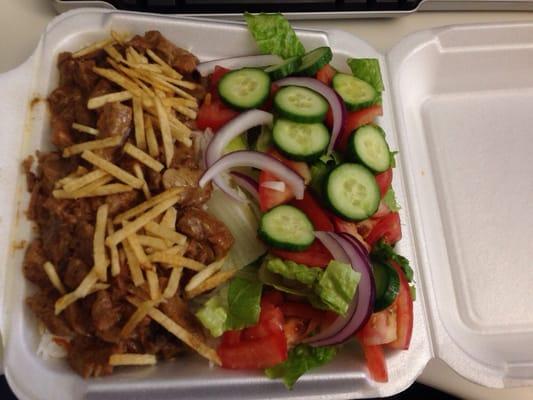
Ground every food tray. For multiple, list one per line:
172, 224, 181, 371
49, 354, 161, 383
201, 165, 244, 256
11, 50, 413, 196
0, 8, 531, 400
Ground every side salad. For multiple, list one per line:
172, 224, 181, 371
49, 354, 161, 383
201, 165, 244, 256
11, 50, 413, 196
195, 13, 415, 388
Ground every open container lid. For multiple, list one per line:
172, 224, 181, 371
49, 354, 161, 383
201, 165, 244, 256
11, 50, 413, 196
0, 8, 531, 399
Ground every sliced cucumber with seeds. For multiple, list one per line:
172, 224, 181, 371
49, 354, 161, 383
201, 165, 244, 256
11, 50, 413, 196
373, 262, 400, 312
265, 56, 302, 80
332, 73, 377, 111
274, 86, 328, 123
273, 119, 330, 162
218, 68, 271, 110
259, 205, 315, 251
296, 47, 333, 77
348, 124, 391, 173
325, 163, 380, 221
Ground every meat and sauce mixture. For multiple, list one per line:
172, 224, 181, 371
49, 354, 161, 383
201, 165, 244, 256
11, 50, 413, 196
23, 31, 234, 377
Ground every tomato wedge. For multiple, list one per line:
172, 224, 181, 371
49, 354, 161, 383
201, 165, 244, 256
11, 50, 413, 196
330, 214, 371, 252
361, 344, 388, 383
218, 299, 288, 369
271, 239, 333, 268
335, 105, 383, 151
387, 262, 413, 350
375, 168, 393, 198
197, 97, 238, 132
366, 212, 402, 247
258, 150, 311, 212
316, 64, 337, 86
356, 305, 398, 346
291, 191, 334, 231
209, 65, 231, 93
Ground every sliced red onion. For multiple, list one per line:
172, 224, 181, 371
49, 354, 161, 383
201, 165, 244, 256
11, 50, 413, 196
306, 232, 375, 347
260, 181, 286, 192
199, 151, 305, 199
204, 110, 273, 201
275, 77, 345, 154
230, 171, 259, 201
196, 54, 283, 77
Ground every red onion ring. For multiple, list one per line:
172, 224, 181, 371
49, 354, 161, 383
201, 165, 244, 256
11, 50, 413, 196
306, 232, 375, 347
199, 151, 305, 200
196, 54, 283, 77
275, 77, 345, 154
230, 171, 259, 201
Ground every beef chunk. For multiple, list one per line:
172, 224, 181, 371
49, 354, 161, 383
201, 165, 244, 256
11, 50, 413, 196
185, 239, 215, 265
162, 167, 212, 207
97, 102, 132, 139
144, 333, 185, 360
64, 301, 93, 336
67, 336, 114, 378
91, 290, 122, 332
23, 240, 50, 290
26, 290, 72, 336
90, 78, 115, 99
105, 190, 140, 217
63, 258, 90, 290
176, 207, 234, 259
38, 152, 76, 192
144, 31, 199, 74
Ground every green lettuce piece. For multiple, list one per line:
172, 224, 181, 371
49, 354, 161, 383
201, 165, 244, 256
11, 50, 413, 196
265, 345, 337, 389
347, 58, 384, 92
223, 135, 248, 154
371, 240, 414, 283
226, 272, 263, 330
316, 260, 360, 316
383, 187, 401, 212
244, 13, 305, 59
195, 287, 229, 337
258, 262, 313, 297
266, 257, 323, 287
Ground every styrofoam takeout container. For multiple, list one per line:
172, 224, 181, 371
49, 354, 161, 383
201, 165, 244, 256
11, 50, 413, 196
0, 8, 532, 400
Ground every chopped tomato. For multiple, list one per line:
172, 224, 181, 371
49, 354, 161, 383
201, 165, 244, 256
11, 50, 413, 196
291, 191, 334, 231
258, 149, 311, 212
330, 214, 371, 252
271, 239, 333, 267
210, 66, 231, 88
219, 300, 288, 369
366, 212, 402, 247
388, 262, 413, 350
335, 105, 383, 151
280, 302, 322, 320
375, 168, 393, 198
196, 97, 238, 132
360, 344, 388, 383
355, 218, 379, 240
356, 305, 398, 346
262, 290, 284, 307
372, 200, 391, 219
316, 64, 337, 86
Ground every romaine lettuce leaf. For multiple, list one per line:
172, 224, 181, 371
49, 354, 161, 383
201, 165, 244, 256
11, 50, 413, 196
316, 260, 360, 316
265, 344, 337, 389
195, 287, 229, 337
266, 257, 322, 287
347, 58, 384, 92
244, 13, 305, 59
383, 187, 400, 212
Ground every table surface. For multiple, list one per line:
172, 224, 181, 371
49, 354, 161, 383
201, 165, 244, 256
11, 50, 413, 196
1, 1, 532, 399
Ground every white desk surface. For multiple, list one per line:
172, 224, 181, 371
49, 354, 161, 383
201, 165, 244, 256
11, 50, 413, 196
1, 1, 532, 399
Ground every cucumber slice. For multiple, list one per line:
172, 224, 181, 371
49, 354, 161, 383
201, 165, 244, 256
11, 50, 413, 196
347, 125, 391, 173
259, 205, 315, 251
373, 262, 400, 312
332, 73, 377, 111
273, 86, 328, 123
273, 119, 330, 162
296, 47, 333, 76
264, 56, 302, 80
325, 163, 380, 221
218, 68, 271, 110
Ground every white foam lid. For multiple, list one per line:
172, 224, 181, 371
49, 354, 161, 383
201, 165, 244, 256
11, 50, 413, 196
0, 9, 531, 400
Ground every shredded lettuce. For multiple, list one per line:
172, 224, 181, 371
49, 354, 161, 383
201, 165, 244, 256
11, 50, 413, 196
316, 260, 360, 316
347, 58, 384, 92
265, 344, 337, 389
266, 258, 322, 287
244, 13, 305, 59
195, 287, 229, 337
383, 187, 401, 212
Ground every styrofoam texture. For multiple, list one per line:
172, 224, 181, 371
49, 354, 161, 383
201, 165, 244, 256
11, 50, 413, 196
0, 9, 430, 400
388, 22, 533, 387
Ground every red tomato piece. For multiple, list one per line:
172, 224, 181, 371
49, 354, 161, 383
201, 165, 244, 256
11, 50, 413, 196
316, 64, 337, 86
291, 191, 334, 231
372, 200, 391, 219
361, 344, 388, 383
271, 239, 333, 267
269, 149, 311, 183
387, 262, 413, 350
356, 305, 398, 346
366, 212, 402, 247
375, 168, 393, 198
330, 214, 371, 252
335, 105, 383, 151
196, 97, 239, 132
280, 302, 322, 320
221, 330, 242, 346
262, 290, 284, 307
209, 65, 231, 93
